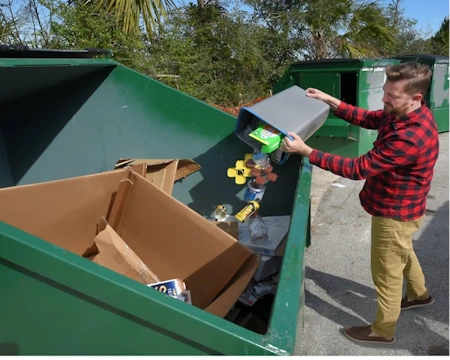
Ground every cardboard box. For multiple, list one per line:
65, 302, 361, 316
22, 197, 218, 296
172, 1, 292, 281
84, 218, 160, 284
238, 216, 290, 256
114, 158, 201, 196
0, 167, 259, 318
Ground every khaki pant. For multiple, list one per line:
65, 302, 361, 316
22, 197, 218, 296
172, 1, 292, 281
370, 216, 429, 339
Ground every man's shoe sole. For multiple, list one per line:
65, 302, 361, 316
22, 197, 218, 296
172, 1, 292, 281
402, 297, 435, 310
343, 330, 396, 344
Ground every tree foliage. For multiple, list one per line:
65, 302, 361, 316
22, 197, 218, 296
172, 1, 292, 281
46, 0, 150, 70
0, 0, 447, 107
90, 0, 175, 36
147, 2, 276, 105
430, 17, 449, 55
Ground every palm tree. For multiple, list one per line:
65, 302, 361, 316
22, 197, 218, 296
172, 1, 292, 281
336, 1, 394, 58
0, 17, 17, 44
302, 0, 394, 59
92, 0, 176, 35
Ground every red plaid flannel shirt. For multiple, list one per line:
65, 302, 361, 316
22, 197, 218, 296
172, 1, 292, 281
309, 101, 439, 221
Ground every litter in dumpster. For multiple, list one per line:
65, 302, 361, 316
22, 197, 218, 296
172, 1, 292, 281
248, 124, 284, 154
238, 279, 278, 307
227, 154, 253, 185
147, 279, 192, 304
243, 178, 266, 202
224, 293, 276, 335
212, 216, 283, 281
235, 200, 261, 222
248, 212, 268, 244
238, 215, 290, 256
0, 166, 260, 318
212, 204, 228, 221
252, 255, 283, 282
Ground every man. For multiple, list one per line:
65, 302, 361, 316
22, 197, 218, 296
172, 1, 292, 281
281, 61, 439, 344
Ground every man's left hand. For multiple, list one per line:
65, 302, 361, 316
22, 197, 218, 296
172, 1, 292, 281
280, 132, 313, 156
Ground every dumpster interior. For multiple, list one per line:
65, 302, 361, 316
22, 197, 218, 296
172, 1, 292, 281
0, 63, 306, 338
0, 64, 115, 188
340, 72, 357, 106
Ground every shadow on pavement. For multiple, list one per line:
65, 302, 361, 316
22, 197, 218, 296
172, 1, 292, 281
305, 202, 449, 355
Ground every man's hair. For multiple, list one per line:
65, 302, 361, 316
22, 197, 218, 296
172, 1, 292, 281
385, 62, 432, 96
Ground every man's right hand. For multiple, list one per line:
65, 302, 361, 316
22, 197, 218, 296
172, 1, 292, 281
306, 88, 327, 100
305, 87, 341, 110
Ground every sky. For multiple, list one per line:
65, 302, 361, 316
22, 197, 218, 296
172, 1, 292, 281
381, 0, 449, 34
176, 0, 449, 35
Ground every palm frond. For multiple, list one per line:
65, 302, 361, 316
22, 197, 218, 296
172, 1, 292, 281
90, 0, 175, 35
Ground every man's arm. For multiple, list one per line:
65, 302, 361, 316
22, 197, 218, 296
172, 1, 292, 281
309, 136, 419, 180
281, 132, 420, 180
306, 88, 383, 130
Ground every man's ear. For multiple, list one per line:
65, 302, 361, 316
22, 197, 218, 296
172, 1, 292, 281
412, 93, 423, 103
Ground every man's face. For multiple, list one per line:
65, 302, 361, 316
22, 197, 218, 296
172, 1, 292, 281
382, 79, 421, 116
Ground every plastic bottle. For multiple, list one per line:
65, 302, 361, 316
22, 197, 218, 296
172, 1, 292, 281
252, 150, 271, 170
213, 204, 228, 221
235, 200, 260, 223
248, 212, 269, 244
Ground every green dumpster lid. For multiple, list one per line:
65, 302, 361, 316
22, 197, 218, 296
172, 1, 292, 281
394, 54, 449, 64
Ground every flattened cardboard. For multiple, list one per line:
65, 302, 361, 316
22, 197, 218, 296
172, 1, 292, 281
0, 167, 255, 317
116, 173, 253, 310
204, 253, 260, 318
0, 170, 126, 255
92, 222, 160, 284
114, 158, 201, 195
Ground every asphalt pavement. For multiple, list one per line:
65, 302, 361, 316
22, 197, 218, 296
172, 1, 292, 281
294, 133, 449, 356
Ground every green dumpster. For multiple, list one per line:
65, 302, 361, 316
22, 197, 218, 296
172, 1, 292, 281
0, 48, 311, 355
394, 54, 449, 133
273, 58, 401, 157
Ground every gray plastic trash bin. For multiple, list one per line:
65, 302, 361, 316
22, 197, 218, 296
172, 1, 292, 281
235, 86, 330, 164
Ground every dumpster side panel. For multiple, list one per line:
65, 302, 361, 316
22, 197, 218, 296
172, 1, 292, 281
353, 66, 386, 154
305, 136, 365, 158
0, 258, 211, 355
265, 158, 312, 355
430, 63, 449, 133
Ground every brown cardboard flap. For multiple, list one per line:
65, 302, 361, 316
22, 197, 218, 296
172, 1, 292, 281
0, 170, 128, 255
114, 158, 201, 195
117, 173, 252, 310
175, 159, 202, 181
212, 221, 238, 240
108, 177, 134, 231
205, 254, 260, 318
130, 163, 147, 178
92, 222, 160, 284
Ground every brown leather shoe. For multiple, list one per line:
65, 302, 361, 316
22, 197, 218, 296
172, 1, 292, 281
401, 295, 434, 310
344, 325, 396, 344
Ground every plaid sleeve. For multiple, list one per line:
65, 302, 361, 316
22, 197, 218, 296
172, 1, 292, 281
334, 102, 384, 130
309, 134, 420, 180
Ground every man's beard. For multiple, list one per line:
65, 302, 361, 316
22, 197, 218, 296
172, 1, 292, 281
384, 103, 410, 117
